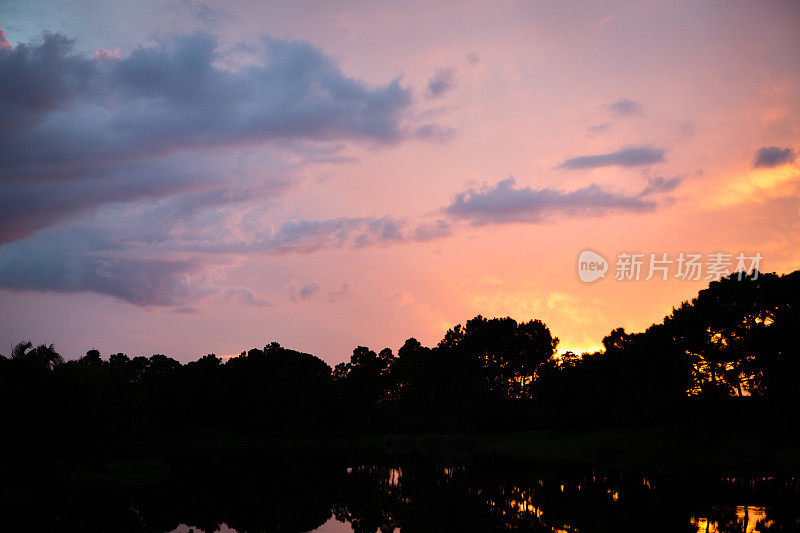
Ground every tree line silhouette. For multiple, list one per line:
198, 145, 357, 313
1, 270, 799, 478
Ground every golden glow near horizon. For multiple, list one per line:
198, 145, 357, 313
713, 166, 800, 207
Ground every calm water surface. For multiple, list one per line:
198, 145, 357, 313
15, 461, 800, 531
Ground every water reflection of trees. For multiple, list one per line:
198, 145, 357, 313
6, 461, 798, 532
333, 464, 797, 533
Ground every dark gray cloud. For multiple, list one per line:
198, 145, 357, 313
0, 31, 412, 179
0, 32, 97, 133
587, 123, 611, 137
0, 153, 233, 244
290, 282, 321, 302
608, 98, 642, 116
426, 67, 455, 98
174, 306, 200, 314
0, 30, 420, 243
640, 176, 682, 196
0, 202, 453, 305
184, 215, 451, 256
1, 163, 678, 305
558, 146, 665, 169
0, 228, 204, 306
225, 288, 272, 307
444, 177, 657, 225
414, 123, 457, 142
411, 219, 452, 241
0, 208, 211, 306
753, 146, 796, 168
261, 216, 408, 254
0, 29, 456, 307
163, 0, 232, 28
299, 283, 320, 299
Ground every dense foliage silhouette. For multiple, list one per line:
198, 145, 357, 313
1, 270, 799, 480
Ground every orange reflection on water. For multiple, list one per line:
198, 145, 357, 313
387, 467, 401, 487
690, 506, 772, 533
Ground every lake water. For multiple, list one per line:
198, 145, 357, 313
14, 460, 800, 531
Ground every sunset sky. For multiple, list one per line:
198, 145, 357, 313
1, 0, 798, 365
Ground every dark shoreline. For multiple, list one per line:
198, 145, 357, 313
48, 423, 800, 493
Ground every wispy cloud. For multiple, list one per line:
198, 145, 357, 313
558, 146, 664, 169
607, 98, 642, 116
593, 14, 617, 31
0, 207, 452, 305
640, 176, 682, 196
290, 282, 321, 302
444, 177, 666, 225
426, 67, 455, 98
225, 288, 272, 307
587, 123, 611, 137
328, 283, 350, 302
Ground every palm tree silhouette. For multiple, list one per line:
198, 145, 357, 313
11, 341, 63, 370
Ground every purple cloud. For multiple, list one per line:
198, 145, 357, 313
225, 288, 272, 307
0, 229, 204, 306
426, 67, 455, 98
753, 146, 796, 168
290, 282, 321, 302
0, 206, 452, 305
608, 98, 643, 116
0, 28, 457, 306
0, 30, 417, 243
558, 146, 665, 169
640, 176, 682, 196
444, 177, 658, 225
0, 32, 411, 157
328, 283, 350, 302
587, 123, 611, 137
